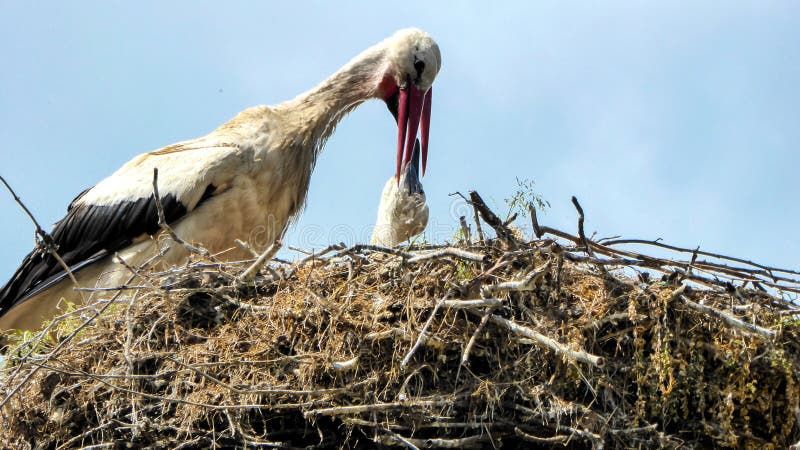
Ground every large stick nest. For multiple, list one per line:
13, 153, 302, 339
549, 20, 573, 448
1, 193, 799, 449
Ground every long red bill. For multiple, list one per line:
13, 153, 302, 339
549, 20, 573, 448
395, 85, 431, 183
395, 88, 409, 184
419, 87, 432, 177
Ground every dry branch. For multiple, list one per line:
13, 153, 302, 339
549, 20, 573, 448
237, 241, 282, 282
151, 168, 212, 259
479, 312, 604, 367
468, 190, 518, 248
481, 261, 551, 295
678, 293, 777, 337
0, 175, 82, 293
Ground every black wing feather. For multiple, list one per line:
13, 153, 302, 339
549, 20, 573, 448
0, 184, 216, 315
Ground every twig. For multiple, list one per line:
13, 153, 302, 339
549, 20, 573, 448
514, 427, 570, 444
335, 243, 411, 259
474, 311, 604, 367
237, 241, 282, 282
676, 292, 776, 337
55, 421, 115, 450
365, 328, 408, 341
603, 238, 800, 278
402, 435, 489, 449
458, 216, 472, 245
461, 308, 494, 364
405, 248, 486, 264
151, 168, 212, 259
528, 203, 544, 239
472, 204, 485, 245
681, 246, 700, 282
481, 262, 551, 295
331, 356, 359, 371
609, 423, 659, 435
304, 397, 454, 417
449, 191, 484, 245
401, 295, 449, 367
440, 298, 503, 309
572, 196, 608, 276
234, 239, 260, 258
469, 190, 517, 249
379, 430, 421, 450
0, 174, 82, 292
0, 174, 48, 238
529, 202, 575, 242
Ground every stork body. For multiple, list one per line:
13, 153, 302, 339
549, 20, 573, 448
0, 29, 441, 335
371, 141, 429, 247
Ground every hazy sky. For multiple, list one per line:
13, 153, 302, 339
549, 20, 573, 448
1, 1, 798, 282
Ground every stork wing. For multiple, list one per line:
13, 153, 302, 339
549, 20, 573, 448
0, 140, 238, 315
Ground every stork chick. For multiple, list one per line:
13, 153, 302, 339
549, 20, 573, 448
371, 140, 429, 247
0, 29, 441, 335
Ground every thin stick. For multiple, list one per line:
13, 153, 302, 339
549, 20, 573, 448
572, 196, 608, 276
469, 190, 517, 248
405, 248, 486, 264
151, 168, 212, 259
514, 427, 569, 444
234, 239, 260, 258
473, 311, 604, 367
0, 174, 82, 291
458, 216, 472, 245
528, 203, 543, 238
449, 191, 484, 245
402, 435, 489, 449
677, 293, 776, 337
461, 308, 494, 364
237, 241, 282, 282
0, 174, 48, 235
472, 204, 485, 245
379, 430, 421, 450
481, 261, 551, 295
401, 296, 448, 368
441, 298, 503, 309
304, 397, 454, 417
603, 238, 800, 277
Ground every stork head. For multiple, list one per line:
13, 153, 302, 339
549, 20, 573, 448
377, 29, 441, 181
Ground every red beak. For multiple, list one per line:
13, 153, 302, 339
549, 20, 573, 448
396, 85, 432, 182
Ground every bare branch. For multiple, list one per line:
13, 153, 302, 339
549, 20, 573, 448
481, 262, 551, 295
151, 168, 212, 259
441, 298, 503, 309
673, 288, 777, 337
237, 241, 282, 282
458, 215, 472, 245
0, 174, 82, 292
469, 190, 517, 249
474, 311, 604, 367
0, 174, 48, 236
405, 247, 486, 264
401, 296, 448, 368
572, 196, 608, 276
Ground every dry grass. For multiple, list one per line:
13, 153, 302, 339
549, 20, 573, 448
1, 194, 799, 449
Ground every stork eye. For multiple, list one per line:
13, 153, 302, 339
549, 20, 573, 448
414, 60, 425, 78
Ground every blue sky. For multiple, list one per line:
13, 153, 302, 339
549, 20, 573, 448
0, 1, 798, 282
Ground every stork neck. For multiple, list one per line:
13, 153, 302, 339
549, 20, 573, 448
276, 46, 386, 153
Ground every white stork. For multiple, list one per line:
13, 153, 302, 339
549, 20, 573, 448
371, 139, 429, 247
0, 28, 441, 334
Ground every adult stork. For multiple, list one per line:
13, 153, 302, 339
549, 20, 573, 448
371, 140, 429, 247
0, 28, 441, 334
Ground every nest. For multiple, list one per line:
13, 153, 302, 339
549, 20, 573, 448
1, 192, 799, 449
